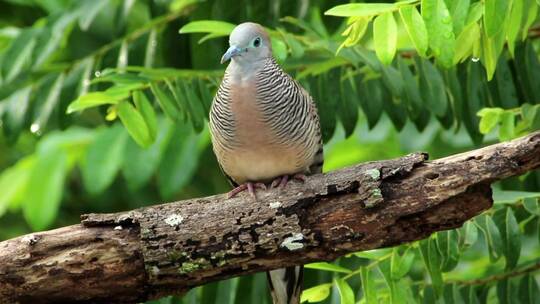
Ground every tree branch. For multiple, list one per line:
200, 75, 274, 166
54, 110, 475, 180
1, 132, 539, 304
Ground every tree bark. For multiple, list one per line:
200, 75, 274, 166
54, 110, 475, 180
1, 131, 539, 304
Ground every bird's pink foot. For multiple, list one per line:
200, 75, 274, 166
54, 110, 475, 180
227, 182, 267, 199
270, 174, 307, 189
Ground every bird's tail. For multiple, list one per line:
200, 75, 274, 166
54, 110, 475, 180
267, 266, 303, 304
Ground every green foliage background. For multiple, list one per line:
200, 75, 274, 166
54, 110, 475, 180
0, 0, 540, 303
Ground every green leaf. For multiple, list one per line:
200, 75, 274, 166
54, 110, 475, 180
0, 157, 33, 217
454, 22, 480, 63
1, 28, 37, 82
67, 86, 133, 114
463, 61, 485, 144
150, 82, 181, 121
521, 104, 540, 131
475, 214, 503, 262
443, 284, 465, 304
23, 149, 68, 231
477, 107, 503, 134
305, 262, 352, 274
465, 2, 484, 25
459, 221, 478, 250
373, 12, 397, 65
378, 258, 405, 304
339, 70, 360, 137
354, 248, 392, 259
391, 247, 415, 279
311, 74, 336, 142
493, 188, 540, 204
34, 73, 65, 129
325, 3, 397, 17
271, 37, 288, 62
491, 58, 519, 109
334, 279, 355, 304
182, 80, 207, 132
76, 57, 94, 96
422, 286, 437, 304
36, 127, 94, 168
399, 6, 428, 56
197, 77, 214, 114
421, 0, 456, 68
415, 57, 448, 117
355, 48, 382, 72
484, 0, 509, 37
215, 277, 239, 304
523, 41, 540, 102
338, 17, 370, 51
33, 13, 76, 69
133, 90, 157, 142
157, 124, 206, 199
522, 0, 538, 40
507, 0, 523, 57
419, 238, 443, 296
282, 32, 305, 58
498, 111, 515, 141
1, 86, 31, 142
78, 0, 108, 30
179, 20, 236, 37
504, 209, 521, 270
81, 124, 128, 195
497, 279, 515, 304
360, 267, 377, 304
523, 198, 540, 215
117, 100, 152, 147
518, 274, 540, 304
300, 283, 332, 303
448, 0, 470, 35
442, 68, 463, 130
144, 29, 157, 68
437, 230, 460, 272
122, 119, 172, 191
356, 77, 384, 129
381, 65, 404, 99
398, 57, 423, 116
462, 285, 480, 304
493, 208, 521, 270
481, 27, 506, 81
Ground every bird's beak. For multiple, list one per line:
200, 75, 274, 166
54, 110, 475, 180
220, 45, 243, 64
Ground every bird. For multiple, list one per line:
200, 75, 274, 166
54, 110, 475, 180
209, 22, 323, 304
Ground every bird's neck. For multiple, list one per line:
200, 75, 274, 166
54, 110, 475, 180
226, 58, 269, 85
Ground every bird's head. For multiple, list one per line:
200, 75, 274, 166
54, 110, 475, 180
221, 22, 272, 65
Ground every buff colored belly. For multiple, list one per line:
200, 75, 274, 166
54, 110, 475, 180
223, 144, 306, 184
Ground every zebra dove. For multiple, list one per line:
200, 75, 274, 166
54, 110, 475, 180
209, 22, 323, 304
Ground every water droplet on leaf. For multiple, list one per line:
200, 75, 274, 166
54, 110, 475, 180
30, 123, 41, 135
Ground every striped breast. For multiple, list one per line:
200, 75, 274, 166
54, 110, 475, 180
210, 58, 323, 185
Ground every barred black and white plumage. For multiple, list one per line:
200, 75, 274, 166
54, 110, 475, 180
209, 22, 323, 304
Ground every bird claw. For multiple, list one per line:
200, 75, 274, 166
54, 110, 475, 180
292, 173, 307, 183
271, 174, 307, 189
228, 175, 306, 199
227, 182, 267, 199
271, 176, 287, 188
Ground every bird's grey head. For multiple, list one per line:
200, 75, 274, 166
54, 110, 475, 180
221, 22, 272, 65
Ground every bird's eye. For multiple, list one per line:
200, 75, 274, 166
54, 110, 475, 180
253, 37, 261, 47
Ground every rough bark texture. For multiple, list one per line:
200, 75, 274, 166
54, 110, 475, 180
1, 131, 539, 304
